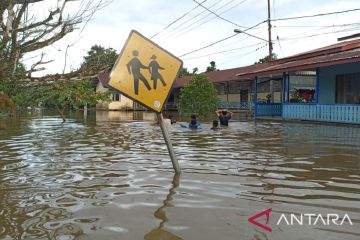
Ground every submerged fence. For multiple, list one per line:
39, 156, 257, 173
283, 104, 360, 124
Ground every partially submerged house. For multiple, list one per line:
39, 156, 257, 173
172, 39, 360, 125
94, 71, 134, 111
237, 39, 360, 124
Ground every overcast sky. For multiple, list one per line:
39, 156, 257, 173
24, 0, 360, 76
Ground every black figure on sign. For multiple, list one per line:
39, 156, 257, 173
149, 54, 167, 90
127, 50, 152, 95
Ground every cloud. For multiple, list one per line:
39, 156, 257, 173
23, 0, 360, 76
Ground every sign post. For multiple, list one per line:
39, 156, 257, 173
108, 30, 182, 173
157, 113, 180, 173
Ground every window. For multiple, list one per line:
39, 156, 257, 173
289, 75, 316, 103
336, 73, 360, 104
112, 93, 121, 102
228, 81, 240, 94
257, 80, 270, 93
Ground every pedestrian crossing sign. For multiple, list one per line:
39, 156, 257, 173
109, 30, 183, 112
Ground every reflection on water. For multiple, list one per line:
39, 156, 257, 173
0, 110, 360, 240
144, 174, 182, 240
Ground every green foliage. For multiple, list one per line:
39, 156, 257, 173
178, 67, 192, 77
36, 80, 110, 121
178, 67, 200, 77
0, 81, 39, 109
0, 93, 16, 115
1, 79, 110, 121
290, 90, 304, 103
178, 74, 219, 117
81, 45, 118, 72
0, 80, 22, 97
14, 62, 27, 77
255, 53, 278, 64
206, 61, 218, 72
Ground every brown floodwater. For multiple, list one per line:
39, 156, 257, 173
0, 110, 359, 240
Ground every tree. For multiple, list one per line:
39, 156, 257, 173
206, 61, 218, 72
255, 53, 278, 64
36, 80, 110, 122
178, 74, 219, 117
0, 0, 110, 81
0, 92, 16, 115
178, 67, 191, 77
81, 45, 118, 73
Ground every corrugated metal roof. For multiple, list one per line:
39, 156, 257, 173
175, 40, 360, 88
174, 63, 272, 88
237, 48, 360, 78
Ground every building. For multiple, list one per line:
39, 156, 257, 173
172, 39, 360, 125
237, 39, 360, 125
94, 71, 134, 111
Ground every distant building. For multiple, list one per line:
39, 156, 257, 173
94, 71, 134, 111
173, 39, 360, 125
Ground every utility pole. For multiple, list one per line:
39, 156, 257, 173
267, 0, 273, 61
267, 0, 275, 103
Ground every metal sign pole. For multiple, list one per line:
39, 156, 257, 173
157, 113, 181, 173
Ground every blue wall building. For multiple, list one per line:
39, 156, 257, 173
237, 40, 360, 125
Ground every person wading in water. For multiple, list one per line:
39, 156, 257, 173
148, 54, 167, 90
127, 50, 151, 95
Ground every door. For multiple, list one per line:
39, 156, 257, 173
240, 90, 248, 102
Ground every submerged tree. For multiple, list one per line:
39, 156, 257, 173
178, 74, 219, 117
0, 93, 16, 115
36, 80, 110, 122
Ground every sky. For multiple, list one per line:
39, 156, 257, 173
23, 0, 360, 76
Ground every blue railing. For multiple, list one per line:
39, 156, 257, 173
256, 103, 282, 116
283, 103, 360, 124
218, 102, 253, 110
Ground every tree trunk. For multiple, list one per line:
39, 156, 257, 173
56, 105, 66, 122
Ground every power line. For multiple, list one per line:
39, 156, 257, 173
192, 0, 248, 29
280, 26, 360, 41
274, 22, 360, 28
183, 42, 264, 60
160, 0, 234, 40
193, 0, 267, 42
272, 0, 284, 57
272, 8, 360, 21
179, 20, 267, 57
219, 43, 268, 65
180, 33, 239, 57
172, 0, 252, 40
150, 0, 208, 39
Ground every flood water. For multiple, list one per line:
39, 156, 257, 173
0, 110, 360, 240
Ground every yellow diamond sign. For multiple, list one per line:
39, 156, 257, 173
109, 30, 183, 112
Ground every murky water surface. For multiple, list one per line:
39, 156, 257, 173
0, 111, 360, 240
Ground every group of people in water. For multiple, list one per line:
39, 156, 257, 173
177, 109, 233, 130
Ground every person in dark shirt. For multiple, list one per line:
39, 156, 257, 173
211, 120, 220, 130
179, 114, 201, 129
188, 114, 201, 129
189, 119, 199, 129
215, 109, 233, 126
